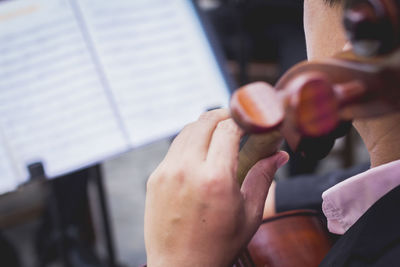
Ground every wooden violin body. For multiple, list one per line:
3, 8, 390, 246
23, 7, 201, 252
235, 210, 332, 267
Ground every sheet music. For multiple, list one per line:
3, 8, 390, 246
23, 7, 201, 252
0, 0, 231, 193
0, 0, 129, 179
77, 0, 230, 146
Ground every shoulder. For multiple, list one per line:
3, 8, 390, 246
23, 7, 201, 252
320, 185, 400, 267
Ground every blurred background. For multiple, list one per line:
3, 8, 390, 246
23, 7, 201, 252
0, 0, 370, 267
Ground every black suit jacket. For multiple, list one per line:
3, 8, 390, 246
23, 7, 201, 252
320, 185, 400, 266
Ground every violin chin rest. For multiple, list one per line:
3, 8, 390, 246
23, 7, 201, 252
230, 82, 284, 134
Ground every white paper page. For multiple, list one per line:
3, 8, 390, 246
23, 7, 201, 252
0, 0, 130, 180
77, 0, 231, 147
0, 128, 19, 195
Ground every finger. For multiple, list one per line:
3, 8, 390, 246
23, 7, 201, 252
263, 180, 277, 219
241, 151, 289, 227
166, 109, 230, 161
206, 118, 245, 174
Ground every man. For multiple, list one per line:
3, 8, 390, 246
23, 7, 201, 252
144, 0, 400, 266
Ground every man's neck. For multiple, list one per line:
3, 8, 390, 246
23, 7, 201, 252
354, 112, 400, 168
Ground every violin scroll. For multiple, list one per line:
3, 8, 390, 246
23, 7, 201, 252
344, 0, 400, 56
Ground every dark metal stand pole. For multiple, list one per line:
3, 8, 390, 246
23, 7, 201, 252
91, 165, 118, 267
48, 182, 71, 267
29, 162, 71, 267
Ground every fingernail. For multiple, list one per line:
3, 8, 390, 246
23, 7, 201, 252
276, 152, 289, 169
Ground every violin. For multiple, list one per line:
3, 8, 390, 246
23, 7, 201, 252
231, 0, 400, 265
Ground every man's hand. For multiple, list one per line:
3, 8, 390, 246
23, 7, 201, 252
144, 109, 289, 267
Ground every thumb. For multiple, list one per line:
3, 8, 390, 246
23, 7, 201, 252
241, 151, 289, 224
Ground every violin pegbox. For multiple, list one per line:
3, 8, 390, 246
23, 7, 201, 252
230, 73, 342, 138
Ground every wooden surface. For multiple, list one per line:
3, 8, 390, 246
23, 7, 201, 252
247, 210, 332, 267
